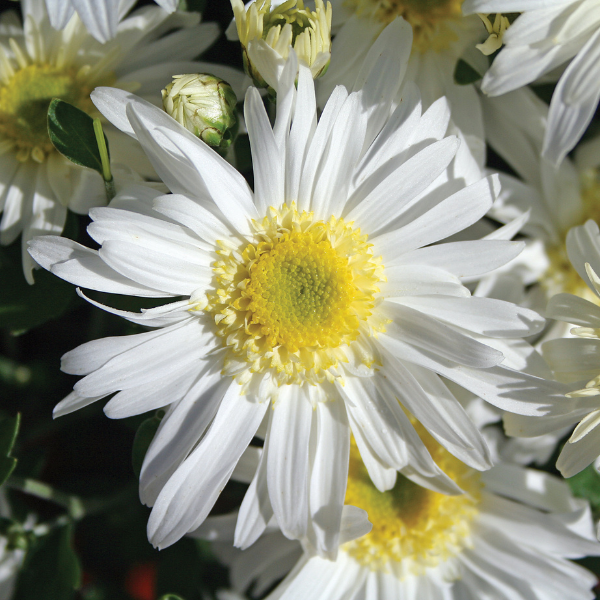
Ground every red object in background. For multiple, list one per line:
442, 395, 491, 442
125, 562, 157, 600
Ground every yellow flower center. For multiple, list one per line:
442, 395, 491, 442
343, 424, 481, 573
343, 0, 464, 53
0, 62, 111, 163
203, 203, 386, 387
543, 170, 600, 302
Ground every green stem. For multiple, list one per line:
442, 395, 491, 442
93, 119, 115, 202
6, 477, 134, 521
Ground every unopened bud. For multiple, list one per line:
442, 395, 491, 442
161, 74, 238, 151
231, 0, 332, 88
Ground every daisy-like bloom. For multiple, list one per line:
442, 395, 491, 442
43, 0, 178, 44
29, 25, 564, 556
524, 220, 600, 477
464, 0, 600, 166
230, 0, 332, 88
317, 0, 491, 165
197, 429, 600, 600
482, 87, 600, 309
0, 0, 244, 282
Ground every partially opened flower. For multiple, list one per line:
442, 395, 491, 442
43, 0, 178, 43
464, 0, 600, 166
230, 0, 332, 88
0, 0, 243, 282
201, 432, 600, 600
480, 87, 600, 310
523, 220, 600, 477
29, 23, 563, 557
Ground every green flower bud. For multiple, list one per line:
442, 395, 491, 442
161, 74, 238, 151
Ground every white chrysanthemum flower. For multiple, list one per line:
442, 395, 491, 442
43, 0, 178, 43
0, 0, 245, 282
197, 435, 600, 600
481, 87, 600, 309
527, 220, 600, 477
230, 0, 332, 88
29, 24, 563, 556
317, 0, 490, 166
464, 0, 600, 166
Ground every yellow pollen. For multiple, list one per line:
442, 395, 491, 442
203, 203, 387, 387
343, 0, 464, 53
0, 61, 112, 163
343, 424, 481, 573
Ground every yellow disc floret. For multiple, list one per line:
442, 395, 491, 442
343, 425, 481, 574
0, 48, 114, 163
343, 0, 464, 53
202, 203, 386, 387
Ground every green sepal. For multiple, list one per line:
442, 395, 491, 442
47, 99, 110, 176
159, 595, 186, 600
14, 522, 81, 600
453, 59, 482, 86
0, 413, 20, 487
132, 410, 165, 477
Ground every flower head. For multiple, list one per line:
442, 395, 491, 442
29, 29, 560, 558
203, 437, 600, 600
0, 0, 232, 282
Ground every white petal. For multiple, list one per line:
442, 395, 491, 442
140, 370, 230, 505
268, 386, 312, 540
307, 398, 350, 558
544, 28, 600, 165
71, 0, 119, 43
45, 0, 75, 29
148, 386, 269, 549
372, 174, 499, 256
346, 137, 459, 236
28, 236, 165, 296
382, 302, 504, 369
390, 240, 525, 280
245, 87, 284, 214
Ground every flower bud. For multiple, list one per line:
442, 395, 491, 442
161, 74, 238, 151
231, 0, 332, 88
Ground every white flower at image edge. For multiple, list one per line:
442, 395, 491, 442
517, 220, 600, 478
0, 0, 243, 282
29, 21, 566, 557
196, 447, 600, 600
464, 0, 600, 166
43, 0, 178, 43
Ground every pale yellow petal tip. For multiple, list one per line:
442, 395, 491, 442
476, 13, 510, 56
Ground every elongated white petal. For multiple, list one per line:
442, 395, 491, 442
148, 387, 269, 549
268, 386, 312, 541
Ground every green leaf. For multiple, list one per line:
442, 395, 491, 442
132, 411, 165, 477
453, 59, 482, 86
0, 413, 20, 486
159, 596, 186, 600
14, 522, 81, 600
0, 242, 78, 334
568, 463, 600, 509
0, 413, 20, 457
47, 99, 109, 175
